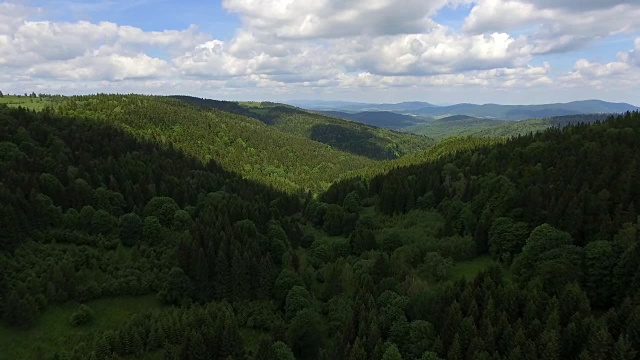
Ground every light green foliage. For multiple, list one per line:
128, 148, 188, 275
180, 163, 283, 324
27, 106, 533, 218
56, 95, 381, 193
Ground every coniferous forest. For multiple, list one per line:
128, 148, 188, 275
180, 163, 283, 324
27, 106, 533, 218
2, 95, 640, 360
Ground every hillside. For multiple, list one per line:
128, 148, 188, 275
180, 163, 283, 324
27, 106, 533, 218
286, 100, 437, 112
318, 110, 427, 130
413, 100, 638, 120
172, 96, 434, 160
0, 104, 302, 359
55, 95, 378, 193
292, 99, 638, 122
406, 113, 609, 138
4, 104, 640, 359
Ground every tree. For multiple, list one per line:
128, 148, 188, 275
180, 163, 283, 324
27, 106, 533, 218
70, 304, 94, 326
0, 90, 3, 97
419, 252, 452, 281
285, 286, 312, 320
583, 241, 619, 308
287, 309, 324, 360
350, 228, 377, 254
273, 269, 304, 306
143, 216, 162, 244
272, 341, 296, 360
343, 191, 361, 213
488, 217, 529, 263
512, 224, 573, 282
143, 197, 179, 226
323, 204, 346, 235
381, 343, 403, 360
158, 267, 193, 305
421, 351, 444, 360
119, 213, 143, 246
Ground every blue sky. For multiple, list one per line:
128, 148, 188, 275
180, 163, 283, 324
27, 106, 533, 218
1, 0, 639, 104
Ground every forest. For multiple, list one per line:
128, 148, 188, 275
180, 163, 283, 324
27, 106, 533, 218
1, 95, 640, 360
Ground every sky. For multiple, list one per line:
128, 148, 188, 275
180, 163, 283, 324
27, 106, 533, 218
1, 0, 639, 105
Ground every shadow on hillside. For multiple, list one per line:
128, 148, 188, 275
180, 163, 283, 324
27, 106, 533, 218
309, 124, 395, 160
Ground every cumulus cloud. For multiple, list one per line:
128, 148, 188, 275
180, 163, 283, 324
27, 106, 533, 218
27, 52, 172, 81
0, 0, 639, 101
222, 0, 455, 39
560, 39, 640, 88
464, 0, 640, 54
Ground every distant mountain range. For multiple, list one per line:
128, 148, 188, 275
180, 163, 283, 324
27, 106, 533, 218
287, 100, 437, 113
289, 99, 638, 121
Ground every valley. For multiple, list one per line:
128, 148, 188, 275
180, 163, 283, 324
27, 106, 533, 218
2, 94, 640, 360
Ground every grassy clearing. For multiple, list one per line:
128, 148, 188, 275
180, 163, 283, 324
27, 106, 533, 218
0, 95, 53, 111
0, 295, 160, 360
450, 255, 494, 280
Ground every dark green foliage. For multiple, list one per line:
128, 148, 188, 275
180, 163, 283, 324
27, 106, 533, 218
119, 213, 142, 246
285, 286, 312, 320
70, 304, 94, 326
272, 341, 296, 360
287, 309, 324, 360
512, 224, 573, 283
488, 217, 529, 263
323, 204, 346, 235
4, 101, 640, 360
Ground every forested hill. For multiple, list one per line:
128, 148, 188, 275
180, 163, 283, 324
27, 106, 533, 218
0, 104, 304, 358
4, 100, 640, 360
55, 94, 380, 193
327, 111, 640, 244
170, 96, 434, 160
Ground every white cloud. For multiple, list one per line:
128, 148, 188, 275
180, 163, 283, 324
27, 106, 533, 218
27, 51, 171, 81
560, 39, 640, 88
0, 0, 639, 103
464, 0, 640, 55
222, 0, 452, 39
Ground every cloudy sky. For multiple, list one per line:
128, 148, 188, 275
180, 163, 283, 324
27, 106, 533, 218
1, 0, 639, 104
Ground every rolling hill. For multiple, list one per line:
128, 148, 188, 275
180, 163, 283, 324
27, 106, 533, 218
406, 114, 610, 138
172, 96, 434, 160
286, 100, 438, 113
55, 95, 380, 193
292, 99, 638, 123
412, 100, 638, 120
4, 96, 640, 360
317, 110, 427, 130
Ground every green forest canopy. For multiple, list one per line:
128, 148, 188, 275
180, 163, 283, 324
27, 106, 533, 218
2, 98, 640, 360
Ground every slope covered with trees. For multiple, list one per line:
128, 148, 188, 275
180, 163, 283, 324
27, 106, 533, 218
405, 114, 609, 139
172, 96, 434, 160
3, 98, 640, 360
55, 95, 378, 193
